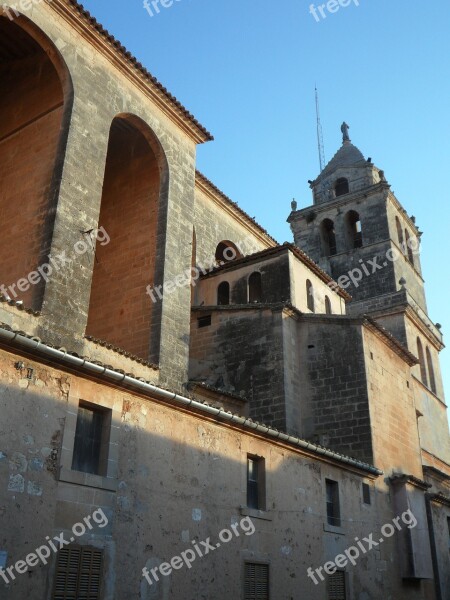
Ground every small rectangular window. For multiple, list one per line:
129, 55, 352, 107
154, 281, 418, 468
72, 402, 111, 476
244, 562, 269, 600
327, 570, 346, 600
52, 545, 103, 600
447, 517, 450, 552
326, 479, 341, 527
198, 315, 211, 328
362, 483, 371, 505
247, 456, 265, 510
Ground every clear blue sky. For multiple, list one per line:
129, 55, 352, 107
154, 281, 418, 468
80, 0, 449, 401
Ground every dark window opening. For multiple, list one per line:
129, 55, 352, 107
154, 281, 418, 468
217, 281, 230, 305
198, 315, 212, 328
321, 218, 337, 256
244, 562, 269, 600
426, 347, 437, 394
404, 229, 414, 265
248, 272, 262, 303
417, 338, 428, 387
362, 483, 371, 505
306, 279, 315, 312
447, 517, 450, 552
325, 295, 332, 315
326, 479, 341, 527
72, 402, 111, 476
215, 241, 242, 264
52, 545, 103, 600
247, 456, 265, 510
334, 178, 349, 197
346, 210, 362, 249
395, 216, 404, 250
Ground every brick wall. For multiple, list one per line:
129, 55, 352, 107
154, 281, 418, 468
86, 118, 159, 360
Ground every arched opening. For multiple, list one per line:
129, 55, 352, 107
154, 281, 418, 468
215, 241, 243, 264
320, 219, 337, 256
404, 229, 414, 265
248, 272, 262, 303
395, 216, 404, 250
417, 338, 428, 387
325, 296, 332, 315
0, 15, 72, 309
306, 279, 315, 312
334, 178, 349, 197
426, 347, 437, 394
346, 210, 363, 249
86, 115, 167, 360
217, 281, 230, 306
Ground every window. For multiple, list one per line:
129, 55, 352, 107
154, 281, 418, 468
327, 570, 346, 600
247, 456, 265, 510
426, 347, 437, 394
72, 402, 111, 476
404, 229, 414, 265
198, 315, 212, 328
321, 219, 337, 256
417, 338, 428, 387
325, 296, 332, 315
52, 546, 103, 600
217, 281, 230, 305
244, 562, 269, 600
306, 280, 315, 312
325, 479, 341, 527
362, 483, 371, 505
346, 210, 362, 249
334, 178, 349, 197
395, 216, 404, 249
215, 241, 242, 264
447, 517, 450, 552
248, 272, 262, 303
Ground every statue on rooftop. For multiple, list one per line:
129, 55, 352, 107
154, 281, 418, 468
341, 121, 350, 142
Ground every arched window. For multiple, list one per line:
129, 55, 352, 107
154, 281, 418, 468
0, 16, 72, 309
395, 216, 404, 250
417, 338, 428, 387
426, 347, 437, 394
86, 114, 168, 361
335, 178, 349, 197
217, 281, 230, 305
321, 219, 337, 256
325, 296, 332, 315
404, 229, 414, 265
248, 272, 262, 303
215, 241, 242, 264
346, 210, 363, 249
306, 280, 315, 312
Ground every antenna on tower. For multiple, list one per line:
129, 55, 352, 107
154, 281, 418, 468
315, 85, 326, 173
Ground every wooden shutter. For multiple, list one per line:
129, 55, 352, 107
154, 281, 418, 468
244, 562, 269, 600
328, 570, 346, 600
52, 546, 103, 600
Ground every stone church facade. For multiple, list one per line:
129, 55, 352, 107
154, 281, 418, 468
0, 1, 448, 599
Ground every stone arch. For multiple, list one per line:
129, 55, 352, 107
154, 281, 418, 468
0, 13, 73, 309
86, 114, 169, 361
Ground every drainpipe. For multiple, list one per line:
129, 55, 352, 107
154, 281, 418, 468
0, 325, 382, 476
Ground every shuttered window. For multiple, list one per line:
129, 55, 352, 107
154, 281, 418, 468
244, 562, 269, 600
327, 570, 346, 600
52, 546, 103, 600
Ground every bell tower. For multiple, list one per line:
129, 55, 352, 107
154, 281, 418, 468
288, 123, 448, 465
